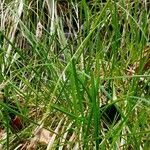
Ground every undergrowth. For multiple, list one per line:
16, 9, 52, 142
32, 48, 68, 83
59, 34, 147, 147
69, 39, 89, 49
0, 0, 150, 149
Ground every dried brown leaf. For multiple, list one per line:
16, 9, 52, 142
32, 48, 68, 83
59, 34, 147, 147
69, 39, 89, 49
27, 127, 51, 150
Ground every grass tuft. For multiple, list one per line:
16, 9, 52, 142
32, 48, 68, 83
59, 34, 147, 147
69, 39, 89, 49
0, 0, 150, 149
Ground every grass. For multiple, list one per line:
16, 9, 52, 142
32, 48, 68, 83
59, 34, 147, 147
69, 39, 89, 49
0, 0, 150, 149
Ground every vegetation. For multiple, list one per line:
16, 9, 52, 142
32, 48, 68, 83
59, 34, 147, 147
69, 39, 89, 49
0, 0, 150, 149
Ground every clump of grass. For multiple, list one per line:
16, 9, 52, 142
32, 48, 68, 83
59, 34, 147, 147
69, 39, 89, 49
0, 0, 150, 149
